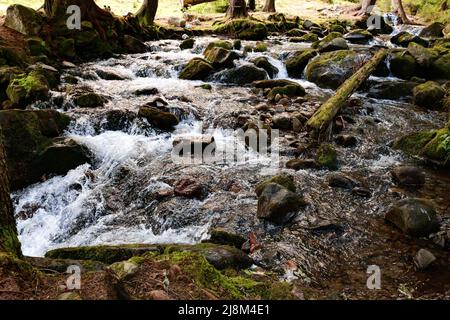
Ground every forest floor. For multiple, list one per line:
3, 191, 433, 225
0, 0, 442, 24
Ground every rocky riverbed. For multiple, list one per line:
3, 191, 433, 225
0, 9, 449, 299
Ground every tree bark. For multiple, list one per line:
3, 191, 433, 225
136, 0, 159, 26
358, 0, 377, 15
226, 0, 248, 18
248, 0, 256, 11
44, 0, 112, 20
263, 0, 276, 12
0, 126, 22, 258
392, 0, 411, 24
306, 49, 388, 139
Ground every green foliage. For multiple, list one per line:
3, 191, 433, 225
188, 0, 229, 14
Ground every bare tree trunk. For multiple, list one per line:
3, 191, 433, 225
392, 0, 411, 24
248, 0, 256, 11
357, 0, 377, 15
136, 0, 159, 26
226, 0, 248, 18
263, 0, 276, 12
0, 126, 22, 258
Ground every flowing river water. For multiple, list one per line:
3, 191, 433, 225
10, 31, 450, 296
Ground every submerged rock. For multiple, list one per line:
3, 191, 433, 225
391, 166, 425, 189
173, 177, 205, 199
414, 249, 436, 270
74, 92, 106, 108
327, 172, 359, 190
366, 80, 417, 100
257, 183, 306, 225
385, 198, 440, 237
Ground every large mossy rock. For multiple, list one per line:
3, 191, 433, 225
267, 84, 305, 101
305, 50, 363, 89
255, 174, 296, 196
393, 126, 450, 165
73, 92, 106, 108
73, 29, 113, 60
4, 4, 42, 36
138, 106, 179, 131
46, 243, 252, 270
252, 57, 279, 79
0, 109, 92, 190
214, 19, 268, 41
285, 49, 317, 78
204, 47, 239, 69
213, 64, 267, 85
6, 70, 50, 106
413, 81, 445, 109
385, 198, 440, 237
316, 143, 338, 170
179, 58, 213, 81
430, 53, 450, 80
407, 42, 438, 69
389, 52, 417, 80
419, 22, 444, 38
203, 41, 233, 56
0, 46, 28, 67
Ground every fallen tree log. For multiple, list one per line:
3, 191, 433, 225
306, 49, 388, 139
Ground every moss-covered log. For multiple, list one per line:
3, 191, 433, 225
306, 49, 388, 138
0, 125, 22, 258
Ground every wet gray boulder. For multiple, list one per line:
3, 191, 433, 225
213, 64, 268, 85
252, 57, 279, 78
204, 47, 239, 69
327, 172, 359, 190
34, 138, 92, 179
391, 32, 429, 48
4, 4, 42, 35
255, 174, 296, 196
344, 29, 373, 44
306, 50, 366, 89
179, 58, 213, 81
366, 80, 417, 100
419, 22, 444, 38
385, 198, 440, 237
391, 166, 426, 189
0, 110, 92, 190
180, 38, 195, 50
317, 38, 348, 53
74, 92, 106, 108
257, 183, 306, 224
389, 52, 418, 80
122, 35, 147, 54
